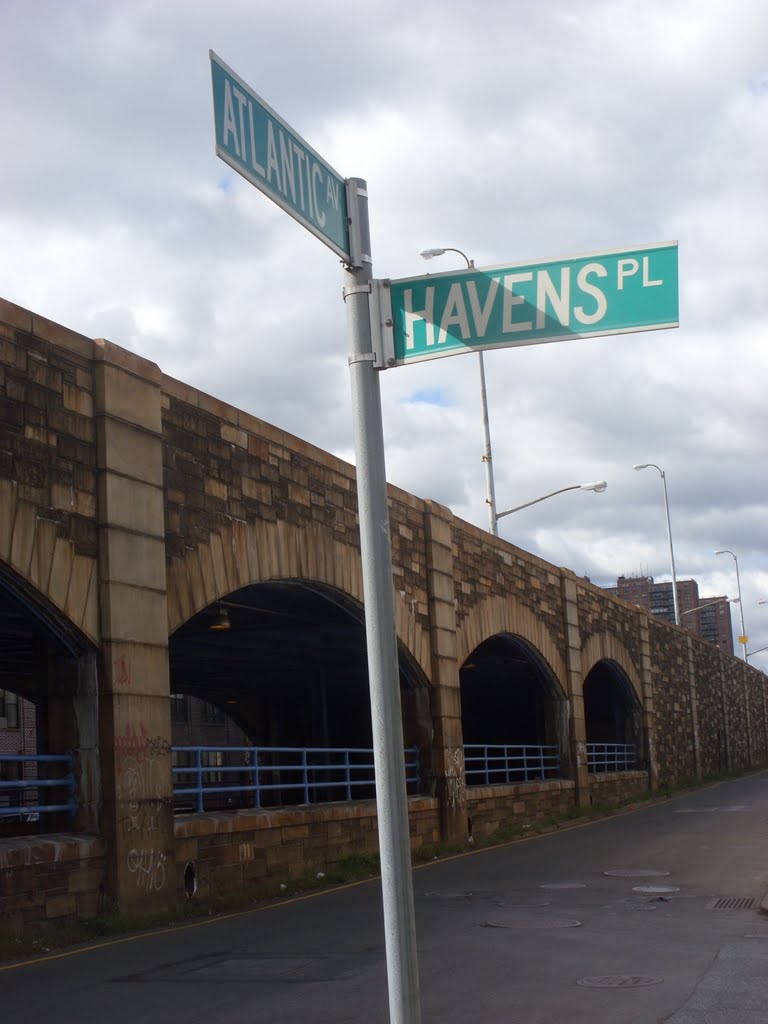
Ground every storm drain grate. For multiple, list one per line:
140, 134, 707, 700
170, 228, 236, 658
707, 896, 756, 910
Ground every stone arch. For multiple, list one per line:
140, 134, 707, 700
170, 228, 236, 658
581, 634, 645, 772
580, 633, 643, 706
0, 558, 100, 833
0, 482, 99, 644
457, 595, 569, 784
166, 517, 432, 681
457, 593, 568, 691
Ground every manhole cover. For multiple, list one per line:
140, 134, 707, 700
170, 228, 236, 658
577, 974, 663, 988
484, 916, 582, 929
604, 869, 670, 878
540, 882, 587, 890
632, 885, 680, 894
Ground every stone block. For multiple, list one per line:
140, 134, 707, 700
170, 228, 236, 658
205, 476, 228, 502
98, 472, 164, 538
97, 416, 163, 486
46, 893, 77, 919
9, 499, 36, 577
65, 553, 96, 629
99, 581, 169, 646
101, 529, 167, 592
68, 866, 105, 893
101, 643, 171, 699
63, 382, 94, 417
46, 536, 75, 611
76, 891, 104, 919
93, 347, 162, 432
221, 423, 248, 449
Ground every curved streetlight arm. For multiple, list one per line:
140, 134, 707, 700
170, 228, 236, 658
679, 597, 735, 617
496, 481, 607, 521
634, 462, 680, 626
715, 549, 748, 661
419, 247, 475, 269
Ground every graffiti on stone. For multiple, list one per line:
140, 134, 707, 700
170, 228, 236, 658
445, 746, 466, 811
116, 655, 131, 687
117, 723, 172, 890
127, 847, 166, 893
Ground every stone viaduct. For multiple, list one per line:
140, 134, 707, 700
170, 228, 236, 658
0, 296, 765, 932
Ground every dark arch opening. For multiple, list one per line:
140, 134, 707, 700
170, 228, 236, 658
460, 633, 567, 785
583, 659, 643, 771
0, 562, 97, 837
168, 579, 431, 809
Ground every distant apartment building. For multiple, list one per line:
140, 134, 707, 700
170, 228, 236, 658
605, 575, 734, 655
0, 690, 38, 824
0, 690, 36, 757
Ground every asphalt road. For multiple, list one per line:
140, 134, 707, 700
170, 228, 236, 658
3, 772, 768, 1023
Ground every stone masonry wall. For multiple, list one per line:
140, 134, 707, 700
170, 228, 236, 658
452, 529, 568, 660
174, 797, 440, 902
466, 781, 576, 839
589, 771, 649, 806
0, 834, 105, 934
0, 299, 99, 646
0, 298, 766, 930
722, 654, 750, 772
161, 377, 431, 632
648, 617, 698, 784
576, 584, 644, 667
691, 640, 730, 778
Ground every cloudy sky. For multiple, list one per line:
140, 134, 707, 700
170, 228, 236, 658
2, 0, 767, 668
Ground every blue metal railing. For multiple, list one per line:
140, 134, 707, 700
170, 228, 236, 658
0, 753, 76, 819
172, 745, 421, 814
464, 744, 561, 786
587, 743, 638, 773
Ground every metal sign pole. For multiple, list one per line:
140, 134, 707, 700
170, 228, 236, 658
342, 177, 422, 1024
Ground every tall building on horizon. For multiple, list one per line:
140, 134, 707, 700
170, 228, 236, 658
604, 575, 734, 655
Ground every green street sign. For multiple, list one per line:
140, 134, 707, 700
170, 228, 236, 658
372, 242, 678, 367
210, 52, 350, 261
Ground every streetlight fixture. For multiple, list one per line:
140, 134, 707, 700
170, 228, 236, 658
419, 246, 499, 535
495, 480, 607, 522
634, 463, 680, 626
715, 549, 747, 661
679, 597, 736, 618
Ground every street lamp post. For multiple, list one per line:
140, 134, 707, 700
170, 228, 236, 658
715, 549, 747, 661
419, 247, 498, 535
495, 480, 607, 522
634, 463, 680, 626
